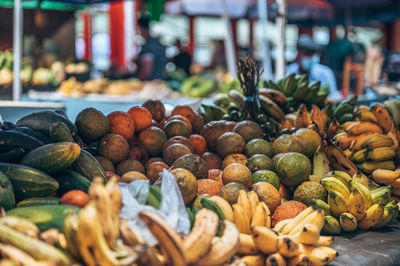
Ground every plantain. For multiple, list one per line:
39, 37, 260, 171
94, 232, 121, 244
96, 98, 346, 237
372, 104, 394, 134
326, 143, 357, 176
259, 95, 285, 122
296, 104, 312, 128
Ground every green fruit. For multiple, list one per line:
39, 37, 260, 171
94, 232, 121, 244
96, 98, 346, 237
293, 128, 321, 158
233, 121, 264, 143
74, 108, 109, 142
54, 170, 91, 196
276, 152, 311, 187
216, 132, 245, 158
293, 181, 327, 206
49, 122, 74, 143
16, 197, 60, 207
218, 182, 247, 205
272, 134, 303, 155
245, 138, 273, 158
0, 170, 15, 210
252, 170, 280, 190
247, 154, 274, 172
72, 150, 108, 181
272, 153, 290, 169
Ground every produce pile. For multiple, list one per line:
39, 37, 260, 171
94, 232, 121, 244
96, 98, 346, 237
1, 66, 400, 264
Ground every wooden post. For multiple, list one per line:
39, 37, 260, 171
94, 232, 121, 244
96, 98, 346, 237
249, 19, 254, 57
82, 12, 92, 61
188, 16, 195, 56
109, 1, 125, 67
231, 19, 238, 55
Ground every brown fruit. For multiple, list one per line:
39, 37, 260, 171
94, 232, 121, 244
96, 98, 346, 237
120, 171, 147, 183
201, 121, 233, 151
219, 182, 247, 205
116, 159, 145, 176
167, 115, 192, 134
279, 184, 290, 200
222, 163, 252, 188
163, 136, 195, 154
189, 134, 207, 156
221, 154, 248, 169
164, 119, 190, 138
95, 156, 115, 172
145, 157, 164, 168
197, 179, 222, 196
128, 106, 153, 132
170, 168, 198, 204
171, 105, 195, 122
75, 107, 110, 143
138, 126, 167, 157
233, 120, 264, 143
201, 152, 222, 170
216, 132, 245, 158
98, 133, 129, 164
271, 200, 307, 227
162, 143, 192, 165
142, 99, 165, 122
192, 112, 204, 134
146, 162, 169, 184
128, 140, 149, 165
171, 154, 208, 179
107, 111, 135, 140
60, 190, 89, 208
208, 169, 223, 186
251, 182, 281, 213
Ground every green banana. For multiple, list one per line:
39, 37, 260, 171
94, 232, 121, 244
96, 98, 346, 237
312, 198, 332, 216
390, 201, 399, 223
357, 161, 396, 174
313, 143, 330, 180
267, 81, 284, 92
338, 113, 354, 124
321, 177, 351, 200
201, 104, 226, 121
322, 215, 342, 235
334, 103, 354, 119
284, 73, 297, 96
370, 186, 392, 205
327, 190, 347, 218
342, 95, 358, 106
149, 185, 162, 202
371, 202, 395, 229
187, 207, 195, 229
351, 149, 368, 163
200, 198, 226, 220
293, 83, 310, 101
146, 191, 160, 209
304, 84, 320, 102
296, 74, 309, 86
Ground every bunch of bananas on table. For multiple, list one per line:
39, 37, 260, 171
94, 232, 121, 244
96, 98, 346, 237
372, 169, 400, 198
314, 171, 399, 235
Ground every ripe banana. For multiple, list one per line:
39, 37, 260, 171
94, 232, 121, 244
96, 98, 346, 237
390, 178, 400, 189
313, 143, 330, 180
361, 134, 394, 150
326, 144, 358, 176
139, 210, 187, 265
238, 190, 252, 220
241, 254, 265, 266
274, 207, 314, 234
196, 220, 240, 266
238, 233, 258, 255
351, 148, 368, 163
299, 244, 338, 265
266, 252, 287, 266
119, 219, 145, 246
201, 198, 226, 221
0, 243, 41, 266
327, 120, 340, 139
358, 110, 378, 123
260, 202, 272, 228
250, 226, 279, 254
328, 190, 348, 218
0, 216, 39, 239
209, 196, 234, 222
358, 160, 396, 174
342, 121, 359, 131
292, 223, 320, 245
370, 186, 392, 205
321, 177, 350, 200
339, 212, 358, 232
384, 99, 400, 129
347, 187, 366, 221
352, 171, 370, 188
183, 209, 219, 264
259, 95, 285, 122
317, 236, 334, 247
311, 104, 325, 133
289, 209, 325, 235
248, 191, 260, 217
346, 122, 383, 135
388, 127, 399, 150
351, 180, 374, 209
312, 198, 332, 216
372, 104, 394, 134
358, 202, 385, 230
326, 170, 352, 188
251, 202, 267, 227
367, 147, 396, 161
296, 104, 312, 128
279, 118, 293, 131
335, 134, 356, 150
349, 132, 380, 151
278, 235, 300, 258
371, 203, 394, 229
63, 214, 80, 259
322, 215, 341, 235
287, 254, 311, 266
233, 204, 251, 234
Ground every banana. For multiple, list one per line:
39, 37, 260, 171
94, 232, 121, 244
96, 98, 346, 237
280, 118, 294, 131
308, 121, 319, 133
311, 198, 332, 216
139, 210, 187, 265
241, 254, 265, 266
351, 180, 374, 209
338, 113, 354, 124
209, 196, 234, 222
339, 212, 358, 232
370, 186, 392, 204
287, 254, 310, 266
196, 220, 240, 266
334, 103, 354, 119
311, 105, 325, 133
321, 177, 350, 200
233, 204, 251, 234
293, 83, 310, 101
372, 104, 394, 134
342, 121, 359, 131
371, 203, 394, 229
392, 187, 400, 197
367, 147, 396, 161
326, 144, 358, 176
266, 252, 287, 266
347, 187, 366, 221
183, 209, 219, 264
250, 226, 279, 254
358, 110, 378, 123
335, 134, 355, 150
259, 88, 288, 106
358, 202, 385, 230
321, 109, 328, 129
260, 202, 272, 228
313, 143, 330, 180
251, 202, 267, 227
292, 223, 320, 245
289, 209, 325, 235
346, 122, 383, 135
390, 201, 399, 223
299, 244, 338, 265
322, 215, 341, 235
317, 236, 334, 247
352, 171, 370, 188
343, 148, 354, 158
358, 160, 396, 174
361, 134, 394, 150
201, 198, 226, 221
119, 219, 145, 246
384, 99, 400, 129
133, 243, 164, 266
295, 104, 312, 128
327, 120, 340, 139
351, 148, 368, 163
327, 190, 347, 218
238, 233, 258, 255
274, 207, 314, 234
273, 219, 292, 234
248, 191, 260, 217
0, 243, 41, 266
390, 178, 400, 189
388, 127, 399, 150
349, 132, 380, 151
238, 190, 252, 220
259, 95, 285, 122
228, 90, 245, 108
278, 235, 300, 258
0, 216, 39, 239
63, 214, 80, 259
326, 170, 352, 187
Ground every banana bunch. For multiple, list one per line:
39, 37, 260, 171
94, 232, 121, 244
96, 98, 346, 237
145, 185, 162, 209
239, 206, 338, 265
372, 169, 400, 198
330, 95, 357, 124
316, 171, 399, 233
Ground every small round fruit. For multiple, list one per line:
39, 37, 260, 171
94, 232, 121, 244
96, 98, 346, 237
245, 138, 273, 157
163, 136, 195, 154
276, 152, 311, 187
219, 182, 247, 205
294, 128, 322, 158
170, 168, 198, 204
128, 141, 149, 164
167, 115, 192, 134
221, 154, 248, 169
75, 107, 109, 143
252, 170, 280, 190
189, 134, 207, 156
145, 157, 164, 168
146, 161, 169, 184
116, 159, 145, 176
128, 106, 153, 132
171, 105, 195, 122
95, 156, 115, 172
164, 119, 190, 138
201, 121, 233, 151
222, 163, 252, 187
279, 184, 290, 200
216, 132, 245, 158
191, 112, 204, 134
172, 154, 208, 179
98, 133, 129, 164
293, 181, 327, 206
272, 134, 303, 155
120, 171, 147, 183
233, 120, 264, 143
138, 126, 167, 157
271, 200, 307, 227
60, 190, 89, 208
208, 169, 223, 185
142, 99, 165, 122
251, 182, 281, 213
162, 143, 192, 166
197, 179, 222, 196
201, 152, 222, 170
107, 111, 135, 140
247, 154, 274, 172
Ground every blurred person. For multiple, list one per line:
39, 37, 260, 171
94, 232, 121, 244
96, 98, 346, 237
209, 40, 227, 72
172, 39, 192, 75
286, 34, 340, 101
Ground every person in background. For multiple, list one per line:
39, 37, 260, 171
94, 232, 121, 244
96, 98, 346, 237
172, 39, 192, 75
136, 16, 167, 80
286, 34, 341, 101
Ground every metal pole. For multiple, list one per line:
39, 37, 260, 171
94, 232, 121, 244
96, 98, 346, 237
12, 0, 23, 101
221, 0, 237, 78
275, 0, 286, 79
257, 0, 273, 80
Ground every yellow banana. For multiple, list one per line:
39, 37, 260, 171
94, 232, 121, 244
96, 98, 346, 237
287, 254, 310, 266
358, 160, 396, 174
357, 105, 371, 112
342, 121, 359, 130
372, 104, 394, 134
343, 148, 354, 158
183, 209, 219, 264
351, 148, 368, 163
292, 223, 320, 245
278, 235, 300, 258
339, 212, 358, 232
371, 204, 394, 229
274, 207, 314, 234
321, 108, 328, 128
273, 219, 293, 234
347, 187, 366, 221
321, 176, 350, 200
251, 226, 279, 254
241, 254, 265, 266
328, 190, 348, 218
233, 204, 251, 234
350, 180, 374, 209
279, 118, 294, 131
349, 132, 380, 151
119, 219, 145, 246
238, 233, 258, 255
289, 209, 325, 235
367, 147, 396, 161
335, 134, 355, 150
209, 195, 234, 222
299, 244, 338, 265
327, 120, 341, 139
0, 216, 39, 239
390, 178, 400, 189
352, 171, 370, 188
251, 202, 267, 227
311, 104, 325, 133
358, 110, 378, 123
63, 214, 80, 259
0, 243, 41, 266
372, 169, 400, 185
296, 104, 312, 128
322, 215, 342, 235
260, 202, 272, 228
248, 191, 260, 217
317, 236, 334, 247
359, 202, 385, 230
361, 134, 394, 150
388, 127, 399, 150
266, 252, 287, 266
346, 121, 383, 135
196, 220, 240, 266
138, 211, 187, 265
326, 170, 352, 188
238, 190, 252, 221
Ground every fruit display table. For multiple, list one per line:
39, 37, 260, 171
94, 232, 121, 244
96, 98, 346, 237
331, 223, 400, 265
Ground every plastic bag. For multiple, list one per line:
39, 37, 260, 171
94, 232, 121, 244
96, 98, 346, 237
119, 169, 190, 245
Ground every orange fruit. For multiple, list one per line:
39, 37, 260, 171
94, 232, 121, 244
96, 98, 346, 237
201, 152, 222, 170
167, 115, 192, 134
197, 179, 223, 196
189, 134, 207, 156
171, 105, 195, 122
145, 157, 165, 168
106, 111, 135, 140
170, 168, 198, 204
128, 106, 153, 132
146, 161, 169, 184
60, 190, 89, 208
142, 99, 165, 122
208, 169, 223, 186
